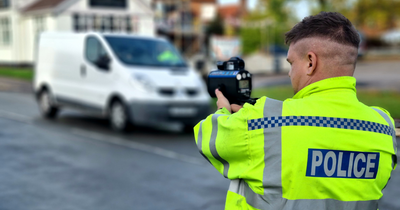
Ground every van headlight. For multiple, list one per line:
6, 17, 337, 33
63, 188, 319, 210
131, 74, 155, 92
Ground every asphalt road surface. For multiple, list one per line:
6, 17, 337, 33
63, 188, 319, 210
0, 92, 229, 210
0, 92, 399, 210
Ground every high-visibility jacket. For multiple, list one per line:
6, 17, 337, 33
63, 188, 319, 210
194, 76, 397, 210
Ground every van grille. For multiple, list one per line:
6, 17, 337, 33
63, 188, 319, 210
158, 88, 198, 97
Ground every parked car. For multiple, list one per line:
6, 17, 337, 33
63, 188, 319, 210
34, 32, 211, 132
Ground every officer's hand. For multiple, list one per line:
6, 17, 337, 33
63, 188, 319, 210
231, 104, 243, 113
215, 89, 231, 113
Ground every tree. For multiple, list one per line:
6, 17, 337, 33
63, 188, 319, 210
310, 0, 353, 17
240, 0, 296, 54
310, 0, 400, 32
354, 0, 400, 31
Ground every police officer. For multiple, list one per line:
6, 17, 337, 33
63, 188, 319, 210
194, 12, 397, 210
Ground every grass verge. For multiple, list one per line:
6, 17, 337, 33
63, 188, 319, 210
0, 67, 33, 81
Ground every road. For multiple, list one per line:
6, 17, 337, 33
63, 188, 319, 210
0, 92, 229, 210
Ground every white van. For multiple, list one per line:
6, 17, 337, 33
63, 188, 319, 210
34, 32, 211, 132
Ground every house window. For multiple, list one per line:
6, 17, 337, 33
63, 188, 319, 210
81, 15, 88, 31
125, 16, 132, 33
73, 14, 80, 31
0, 0, 10, 9
132, 16, 139, 33
101, 16, 110, 32
94, 15, 101, 31
112, 16, 120, 32
73, 14, 88, 32
86, 15, 94, 31
89, 0, 126, 8
109, 16, 114, 32
0, 17, 11, 45
73, 14, 136, 33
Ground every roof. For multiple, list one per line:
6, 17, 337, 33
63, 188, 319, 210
218, 4, 240, 19
23, 0, 67, 12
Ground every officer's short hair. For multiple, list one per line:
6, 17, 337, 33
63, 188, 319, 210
285, 12, 360, 48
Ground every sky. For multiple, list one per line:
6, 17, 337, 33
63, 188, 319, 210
218, 0, 311, 20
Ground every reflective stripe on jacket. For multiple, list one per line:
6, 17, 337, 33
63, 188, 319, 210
194, 76, 397, 210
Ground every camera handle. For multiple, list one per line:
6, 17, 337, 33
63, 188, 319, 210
216, 85, 257, 105
217, 85, 226, 94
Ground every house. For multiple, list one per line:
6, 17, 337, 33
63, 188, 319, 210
0, 0, 154, 66
152, 0, 217, 56
218, 0, 247, 35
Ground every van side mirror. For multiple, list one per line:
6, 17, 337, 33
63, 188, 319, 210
96, 55, 111, 70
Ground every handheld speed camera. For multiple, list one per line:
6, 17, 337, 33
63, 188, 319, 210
207, 57, 257, 105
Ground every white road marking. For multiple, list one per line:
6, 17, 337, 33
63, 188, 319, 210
71, 128, 205, 166
0, 110, 33, 124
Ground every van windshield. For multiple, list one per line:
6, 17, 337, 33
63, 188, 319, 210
104, 36, 187, 67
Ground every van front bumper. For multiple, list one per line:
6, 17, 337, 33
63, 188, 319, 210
129, 101, 211, 126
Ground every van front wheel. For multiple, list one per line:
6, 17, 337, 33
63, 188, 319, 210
110, 100, 130, 132
39, 90, 58, 119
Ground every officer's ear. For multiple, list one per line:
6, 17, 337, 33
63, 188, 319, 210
306, 52, 317, 76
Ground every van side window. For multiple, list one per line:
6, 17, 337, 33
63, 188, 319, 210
85, 37, 107, 64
